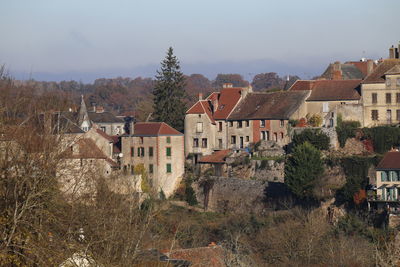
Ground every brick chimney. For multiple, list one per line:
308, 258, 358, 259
389, 45, 396, 59
332, 61, 342, 80
367, 59, 374, 75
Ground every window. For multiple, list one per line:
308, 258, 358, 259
245, 136, 249, 142
266, 131, 270, 141
149, 147, 153, 157
397, 110, 400, 121
381, 171, 388, 182
166, 137, 171, 144
280, 120, 284, 128
229, 121, 233, 127
139, 137, 144, 144
137, 147, 140, 157
201, 138, 208, 148
245, 120, 250, 127
260, 120, 265, 127
261, 131, 266, 140
193, 138, 199, 147
397, 78, 400, 86
323, 102, 329, 112
280, 132, 284, 139
274, 133, 278, 142
231, 135, 236, 144
166, 147, 171, 157
371, 110, 379, 121
196, 122, 203, 133
166, 163, 172, 173
390, 171, 399, 182
100, 126, 106, 132
386, 93, 392, 104
237, 121, 242, 128
387, 109, 392, 123
386, 78, 392, 87
149, 164, 153, 174
218, 122, 223, 132
218, 138, 223, 149
130, 147, 134, 157
397, 93, 400, 103
372, 93, 378, 104
137, 147, 144, 157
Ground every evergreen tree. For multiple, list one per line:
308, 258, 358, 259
153, 47, 186, 132
285, 142, 324, 200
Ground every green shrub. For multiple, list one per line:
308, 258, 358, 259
336, 120, 361, 147
362, 126, 400, 154
292, 128, 330, 150
308, 114, 323, 127
185, 184, 198, 206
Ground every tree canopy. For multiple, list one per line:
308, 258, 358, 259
152, 47, 187, 132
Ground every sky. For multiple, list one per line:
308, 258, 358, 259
0, 0, 399, 82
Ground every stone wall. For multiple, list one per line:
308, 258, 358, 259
252, 160, 285, 182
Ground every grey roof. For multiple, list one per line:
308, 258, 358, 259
320, 64, 364, 80
88, 111, 124, 123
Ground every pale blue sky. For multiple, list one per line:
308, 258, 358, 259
0, 0, 399, 81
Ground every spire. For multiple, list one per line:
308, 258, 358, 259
78, 95, 91, 129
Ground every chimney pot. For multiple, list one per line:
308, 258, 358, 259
198, 93, 203, 101
223, 83, 233, 88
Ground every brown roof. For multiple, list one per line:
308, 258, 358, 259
95, 128, 115, 142
212, 88, 243, 120
385, 64, 400, 75
228, 91, 309, 120
363, 59, 400, 83
346, 60, 377, 77
167, 245, 227, 267
199, 149, 232, 163
133, 122, 182, 136
289, 79, 361, 101
88, 111, 124, 123
376, 151, 400, 170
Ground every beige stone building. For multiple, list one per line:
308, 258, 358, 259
373, 150, 400, 202
121, 122, 184, 197
361, 59, 400, 127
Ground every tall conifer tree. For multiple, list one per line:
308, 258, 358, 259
153, 47, 186, 132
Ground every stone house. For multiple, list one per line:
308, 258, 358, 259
227, 91, 309, 147
121, 122, 184, 197
361, 59, 400, 127
289, 79, 363, 126
185, 83, 249, 161
373, 150, 400, 202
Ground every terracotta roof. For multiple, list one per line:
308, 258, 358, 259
212, 88, 243, 120
363, 59, 400, 83
167, 245, 227, 267
206, 92, 220, 102
199, 149, 232, 163
228, 91, 309, 120
133, 122, 183, 136
385, 64, 400, 75
289, 79, 361, 101
376, 151, 400, 170
346, 61, 377, 77
88, 111, 124, 123
186, 100, 216, 124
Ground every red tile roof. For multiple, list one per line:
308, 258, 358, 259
376, 151, 400, 170
289, 79, 361, 101
363, 59, 400, 83
213, 88, 243, 120
186, 100, 215, 124
167, 245, 227, 267
133, 122, 182, 136
198, 149, 232, 163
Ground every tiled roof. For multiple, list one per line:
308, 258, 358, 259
212, 88, 243, 120
186, 100, 216, 124
198, 149, 232, 163
289, 79, 361, 101
376, 151, 400, 170
133, 122, 182, 136
346, 61, 377, 77
167, 245, 226, 267
95, 128, 114, 142
385, 64, 400, 75
228, 91, 309, 120
88, 111, 124, 123
63, 138, 117, 166
320, 63, 364, 80
363, 59, 400, 83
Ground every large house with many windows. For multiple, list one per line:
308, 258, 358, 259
121, 122, 184, 197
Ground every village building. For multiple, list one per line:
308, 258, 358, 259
227, 91, 309, 147
374, 150, 400, 202
361, 58, 400, 127
121, 122, 184, 197
185, 83, 250, 161
289, 79, 363, 126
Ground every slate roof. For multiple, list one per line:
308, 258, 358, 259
346, 60, 377, 77
363, 59, 400, 83
228, 91, 309, 120
320, 63, 364, 80
376, 151, 400, 170
88, 111, 124, 123
198, 149, 232, 164
133, 122, 183, 136
289, 79, 361, 101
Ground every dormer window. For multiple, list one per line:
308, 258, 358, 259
386, 78, 392, 87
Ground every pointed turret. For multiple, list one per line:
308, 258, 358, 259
78, 95, 91, 131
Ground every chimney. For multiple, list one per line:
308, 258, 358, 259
389, 45, 395, 59
198, 93, 203, 101
213, 99, 218, 113
240, 86, 251, 100
332, 61, 342, 80
222, 83, 233, 88
367, 60, 374, 75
